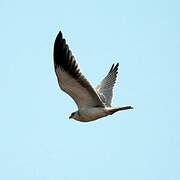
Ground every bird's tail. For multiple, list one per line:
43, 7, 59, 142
107, 106, 133, 115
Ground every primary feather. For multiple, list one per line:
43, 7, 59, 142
54, 31, 105, 109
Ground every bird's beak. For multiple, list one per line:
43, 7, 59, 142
69, 115, 72, 119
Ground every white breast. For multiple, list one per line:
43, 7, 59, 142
75, 107, 108, 122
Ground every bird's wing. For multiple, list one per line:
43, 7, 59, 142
96, 63, 119, 107
54, 31, 105, 109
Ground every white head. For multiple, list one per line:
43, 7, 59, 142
69, 111, 79, 120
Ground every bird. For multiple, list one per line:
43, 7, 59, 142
53, 31, 133, 122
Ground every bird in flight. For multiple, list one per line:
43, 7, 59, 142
53, 31, 133, 122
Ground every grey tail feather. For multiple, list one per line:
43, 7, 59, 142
108, 106, 133, 115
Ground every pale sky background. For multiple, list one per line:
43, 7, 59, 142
0, 0, 180, 179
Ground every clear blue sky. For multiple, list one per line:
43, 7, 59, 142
0, 0, 180, 179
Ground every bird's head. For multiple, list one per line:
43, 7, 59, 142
69, 111, 79, 120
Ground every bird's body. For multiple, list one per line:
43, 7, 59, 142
70, 106, 133, 122
53, 31, 133, 122
71, 107, 108, 122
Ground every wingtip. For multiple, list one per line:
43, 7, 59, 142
110, 64, 115, 72
54, 31, 64, 43
56, 31, 63, 39
113, 62, 119, 71
115, 62, 119, 68
108, 62, 119, 74
54, 31, 66, 50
